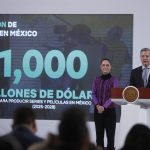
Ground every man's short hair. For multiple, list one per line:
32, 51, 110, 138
12, 106, 35, 128
140, 48, 150, 53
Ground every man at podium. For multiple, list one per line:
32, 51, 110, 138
130, 48, 150, 88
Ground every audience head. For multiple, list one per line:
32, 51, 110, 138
121, 124, 150, 150
12, 106, 37, 133
58, 106, 89, 149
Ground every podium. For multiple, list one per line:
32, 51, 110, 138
111, 88, 150, 106
111, 87, 150, 148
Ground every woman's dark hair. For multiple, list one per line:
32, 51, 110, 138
121, 124, 150, 150
58, 107, 88, 144
100, 58, 111, 65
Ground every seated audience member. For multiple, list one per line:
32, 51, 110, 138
55, 107, 89, 150
0, 106, 43, 150
120, 124, 150, 150
29, 107, 102, 150
55, 107, 102, 150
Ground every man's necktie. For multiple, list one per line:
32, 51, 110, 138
143, 67, 148, 87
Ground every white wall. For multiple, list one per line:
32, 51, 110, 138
0, 0, 150, 149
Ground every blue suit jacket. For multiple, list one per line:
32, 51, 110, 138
1, 126, 43, 150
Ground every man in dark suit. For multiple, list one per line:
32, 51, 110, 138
130, 48, 150, 88
0, 107, 43, 150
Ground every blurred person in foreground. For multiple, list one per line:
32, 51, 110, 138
0, 106, 43, 150
56, 107, 90, 150
92, 58, 119, 150
120, 124, 150, 150
29, 106, 102, 150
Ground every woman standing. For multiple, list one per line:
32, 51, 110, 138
92, 58, 119, 150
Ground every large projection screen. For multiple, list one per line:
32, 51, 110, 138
0, 14, 133, 121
